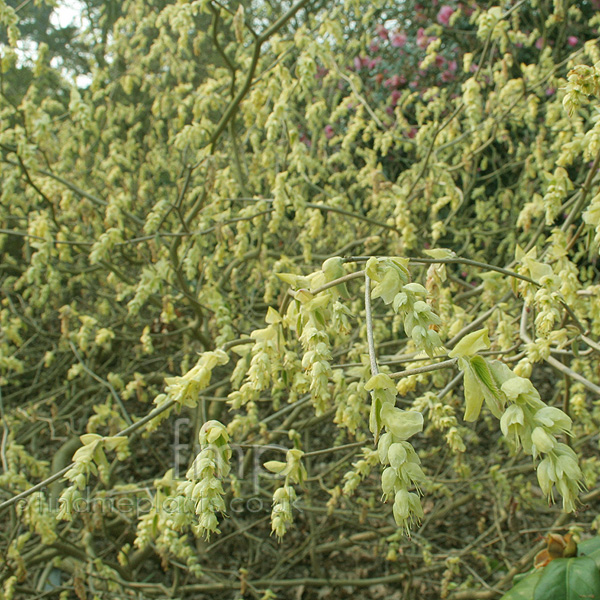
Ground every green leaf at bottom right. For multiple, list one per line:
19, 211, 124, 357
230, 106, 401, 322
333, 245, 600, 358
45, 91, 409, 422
534, 556, 600, 600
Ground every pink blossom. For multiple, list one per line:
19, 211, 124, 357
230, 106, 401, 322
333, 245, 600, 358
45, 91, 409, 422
545, 87, 556, 96
324, 125, 335, 139
435, 54, 445, 68
567, 36, 578, 47
447, 59, 457, 72
535, 37, 544, 49
369, 41, 380, 53
417, 28, 429, 49
390, 90, 402, 106
351, 56, 371, 71
368, 57, 382, 69
384, 74, 405, 88
391, 32, 407, 47
408, 128, 417, 138
376, 24, 389, 40
437, 5, 454, 26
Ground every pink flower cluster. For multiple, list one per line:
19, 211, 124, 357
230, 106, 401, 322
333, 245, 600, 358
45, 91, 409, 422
417, 27, 436, 49
376, 24, 388, 40
384, 74, 407, 89
353, 55, 382, 71
440, 58, 457, 82
437, 5, 454, 26
391, 32, 407, 47
376, 24, 407, 48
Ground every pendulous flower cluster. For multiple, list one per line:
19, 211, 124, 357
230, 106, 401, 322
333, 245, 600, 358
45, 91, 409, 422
365, 372, 426, 532
450, 329, 585, 511
265, 448, 307, 539
366, 257, 443, 357
178, 420, 232, 539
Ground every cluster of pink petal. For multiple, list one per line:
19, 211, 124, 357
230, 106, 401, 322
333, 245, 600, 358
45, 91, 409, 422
417, 27, 436, 49
316, 4, 588, 150
353, 56, 382, 71
376, 24, 388, 40
391, 32, 407, 47
384, 74, 406, 89
437, 5, 454, 26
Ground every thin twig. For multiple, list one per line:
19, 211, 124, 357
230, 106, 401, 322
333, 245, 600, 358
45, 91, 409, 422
0, 396, 177, 512
390, 358, 458, 379
364, 275, 379, 377
68, 341, 132, 425
519, 306, 600, 396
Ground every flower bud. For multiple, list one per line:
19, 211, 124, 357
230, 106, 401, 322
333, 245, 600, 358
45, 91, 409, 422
500, 404, 524, 438
534, 407, 572, 434
531, 427, 556, 455
381, 467, 397, 496
393, 489, 410, 521
388, 443, 408, 468
378, 433, 393, 464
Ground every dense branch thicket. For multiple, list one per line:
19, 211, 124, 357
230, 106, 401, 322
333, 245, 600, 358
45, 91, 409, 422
1, 0, 600, 598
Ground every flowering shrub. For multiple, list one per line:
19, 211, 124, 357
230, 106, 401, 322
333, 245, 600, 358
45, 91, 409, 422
1, 0, 600, 598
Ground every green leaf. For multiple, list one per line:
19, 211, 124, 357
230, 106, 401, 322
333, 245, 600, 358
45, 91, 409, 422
500, 569, 542, 599
104, 436, 127, 452
364, 373, 396, 392
534, 556, 600, 600
276, 272, 310, 288
578, 538, 600, 571
265, 307, 282, 324
471, 356, 505, 418
448, 328, 491, 358
80, 433, 103, 446
403, 282, 427, 294
369, 394, 383, 439
365, 257, 381, 281
322, 257, 344, 277
371, 268, 402, 304
264, 461, 287, 474
423, 248, 456, 259
463, 362, 484, 422
470, 356, 498, 395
